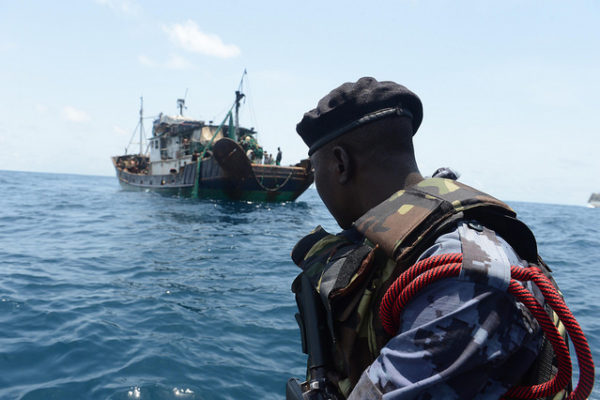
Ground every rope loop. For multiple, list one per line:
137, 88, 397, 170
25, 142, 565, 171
379, 253, 594, 400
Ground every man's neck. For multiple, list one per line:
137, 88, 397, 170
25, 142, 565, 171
354, 171, 424, 218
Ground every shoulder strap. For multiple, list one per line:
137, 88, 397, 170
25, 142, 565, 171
354, 178, 515, 261
291, 225, 330, 267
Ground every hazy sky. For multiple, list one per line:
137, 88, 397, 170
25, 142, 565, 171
1, 0, 598, 205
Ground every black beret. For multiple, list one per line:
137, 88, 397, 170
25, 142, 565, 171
296, 77, 423, 155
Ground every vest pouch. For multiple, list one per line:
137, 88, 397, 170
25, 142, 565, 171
327, 246, 378, 322
325, 246, 383, 389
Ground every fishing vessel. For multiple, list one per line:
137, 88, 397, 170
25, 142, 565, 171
111, 77, 313, 202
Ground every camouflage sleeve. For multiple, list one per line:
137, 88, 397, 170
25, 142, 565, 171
349, 221, 543, 400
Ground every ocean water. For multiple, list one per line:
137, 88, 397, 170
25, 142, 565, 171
0, 170, 598, 399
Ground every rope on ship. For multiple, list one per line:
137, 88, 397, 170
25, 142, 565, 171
255, 170, 294, 192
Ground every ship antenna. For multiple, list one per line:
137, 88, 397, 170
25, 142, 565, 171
234, 69, 247, 139
177, 88, 188, 116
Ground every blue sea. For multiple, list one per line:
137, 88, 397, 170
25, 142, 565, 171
0, 170, 598, 399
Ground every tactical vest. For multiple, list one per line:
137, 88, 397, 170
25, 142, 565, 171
291, 178, 562, 398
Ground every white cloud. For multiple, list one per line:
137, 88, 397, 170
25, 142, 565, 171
138, 54, 155, 67
138, 54, 192, 70
162, 20, 240, 58
62, 106, 91, 123
95, 0, 140, 16
165, 54, 192, 70
35, 104, 49, 114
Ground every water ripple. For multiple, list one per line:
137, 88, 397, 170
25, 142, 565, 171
0, 172, 598, 399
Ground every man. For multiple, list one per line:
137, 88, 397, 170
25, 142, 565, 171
289, 77, 565, 399
276, 147, 283, 166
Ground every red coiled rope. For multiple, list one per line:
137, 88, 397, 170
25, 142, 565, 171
379, 253, 594, 400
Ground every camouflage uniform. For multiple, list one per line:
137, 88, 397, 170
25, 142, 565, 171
348, 223, 543, 399
292, 178, 553, 399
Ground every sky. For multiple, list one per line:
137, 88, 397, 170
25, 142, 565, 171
0, 0, 598, 205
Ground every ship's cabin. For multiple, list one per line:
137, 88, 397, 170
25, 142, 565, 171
147, 114, 261, 175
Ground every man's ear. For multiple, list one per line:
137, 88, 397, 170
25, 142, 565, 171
332, 145, 352, 184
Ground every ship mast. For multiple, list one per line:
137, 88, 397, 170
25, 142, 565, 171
139, 96, 144, 155
234, 69, 247, 139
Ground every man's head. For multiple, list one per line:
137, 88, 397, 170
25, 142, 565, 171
297, 77, 424, 228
